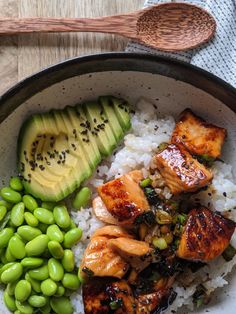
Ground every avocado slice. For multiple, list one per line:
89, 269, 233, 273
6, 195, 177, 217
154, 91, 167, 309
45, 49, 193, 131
65, 106, 101, 169
18, 97, 131, 202
110, 96, 131, 131
99, 96, 124, 142
82, 101, 117, 157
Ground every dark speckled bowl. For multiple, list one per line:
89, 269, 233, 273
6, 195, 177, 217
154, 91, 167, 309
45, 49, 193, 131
0, 53, 235, 313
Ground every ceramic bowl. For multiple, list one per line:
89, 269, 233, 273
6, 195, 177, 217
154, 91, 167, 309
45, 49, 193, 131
0, 53, 235, 313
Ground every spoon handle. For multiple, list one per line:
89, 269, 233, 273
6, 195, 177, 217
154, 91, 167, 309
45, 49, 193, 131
0, 16, 137, 37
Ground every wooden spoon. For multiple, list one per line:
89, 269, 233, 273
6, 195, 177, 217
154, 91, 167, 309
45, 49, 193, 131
0, 3, 216, 51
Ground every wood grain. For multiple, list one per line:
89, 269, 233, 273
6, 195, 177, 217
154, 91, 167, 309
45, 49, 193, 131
0, 0, 143, 95
0, 0, 18, 94
18, 0, 143, 80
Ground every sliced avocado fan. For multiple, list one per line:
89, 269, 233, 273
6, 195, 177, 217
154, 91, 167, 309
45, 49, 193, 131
18, 96, 131, 202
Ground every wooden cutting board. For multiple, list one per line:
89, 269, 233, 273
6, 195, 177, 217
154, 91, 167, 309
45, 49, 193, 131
0, 0, 143, 95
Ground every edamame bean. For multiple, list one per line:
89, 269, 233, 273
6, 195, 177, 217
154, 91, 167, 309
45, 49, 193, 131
72, 187, 91, 210
15, 280, 31, 302
25, 234, 49, 256
22, 195, 38, 212
28, 264, 49, 281
9, 235, 26, 259
15, 300, 33, 314
7, 281, 17, 296
34, 208, 55, 224
1, 263, 23, 283
41, 278, 57, 296
3, 290, 17, 311
0, 205, 7, 221
48, 241, 64, 259
53, 205, 71, 229
55, 285, 65, 297
0, 199, 12, 210
0, 228, 14, 248
1, 187, 21, 204
21, 257, 44, 268
46, 224, 64, 243
62, 250, 75, 272
5, 245, 16, 262
0, 262, 15, 280
50, 296, 73, 314
17, 226, 41, 242
10, 202, 25, 227
48, 258, 64, 282
63, 228, 82, 248
41, 202, 57, 211
62, 273, 80, 290
10, 177, 23, 192
24, 212, 38, 227
28, 295, 46, 308
25, 273, 41, 293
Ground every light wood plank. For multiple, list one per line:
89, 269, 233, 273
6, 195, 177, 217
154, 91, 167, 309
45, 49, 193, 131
18, 0, 143, 80
0, 0, 18, 94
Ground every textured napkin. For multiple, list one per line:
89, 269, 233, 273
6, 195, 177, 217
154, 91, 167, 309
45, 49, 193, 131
126, 0, 236, 87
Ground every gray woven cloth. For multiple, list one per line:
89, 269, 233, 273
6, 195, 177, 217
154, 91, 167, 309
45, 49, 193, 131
126, 0, 236, 87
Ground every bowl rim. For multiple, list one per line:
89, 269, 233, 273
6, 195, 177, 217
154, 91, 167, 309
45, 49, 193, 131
0, 52, 235, 123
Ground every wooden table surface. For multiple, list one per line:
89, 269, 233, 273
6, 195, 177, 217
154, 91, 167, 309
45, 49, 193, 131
0, 0, 143, 95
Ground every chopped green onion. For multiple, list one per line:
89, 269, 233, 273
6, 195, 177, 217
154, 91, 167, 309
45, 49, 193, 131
196, 154, 215, 167
152, 237, 168, 250
140, 178, 152, 188
177, 214, 187, 225
222, 244, 236, 261
157, 142, 169, 152
156, 210, 172, 224
109, 299, 123, 310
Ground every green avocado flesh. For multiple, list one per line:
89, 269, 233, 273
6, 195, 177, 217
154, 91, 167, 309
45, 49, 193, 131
18, 96, 131, 202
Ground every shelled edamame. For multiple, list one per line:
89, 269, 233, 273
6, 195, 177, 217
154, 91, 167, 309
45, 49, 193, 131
0, 177, 87, 314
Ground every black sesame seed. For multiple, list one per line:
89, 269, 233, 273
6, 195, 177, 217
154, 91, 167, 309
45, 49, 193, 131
223, 192, 227, 197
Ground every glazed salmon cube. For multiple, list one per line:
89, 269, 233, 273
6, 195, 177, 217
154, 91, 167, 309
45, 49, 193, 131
83, 278, 136, 314
171, 109, 227, 159
177, 207, 236, 262
97, 170, 149, 225
80, 235, 129, 279
108, 237, 152, 272
154, 144, 213, 194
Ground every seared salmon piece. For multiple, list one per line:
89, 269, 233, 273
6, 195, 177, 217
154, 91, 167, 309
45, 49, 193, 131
83, 277, 136, 314
135, 277, 175, 314
154, 144, 213, 194
80, 236, 129, 279
97, 170, 149, 225
92, 196, 119, 225
171, 109, 227, 158
108, 237, 153, 272
92, 225, 134, 239
177, 207, 236, 262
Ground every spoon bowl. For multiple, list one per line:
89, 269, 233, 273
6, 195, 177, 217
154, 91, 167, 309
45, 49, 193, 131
0, 3, 216, 52
136, 3, 216, 51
